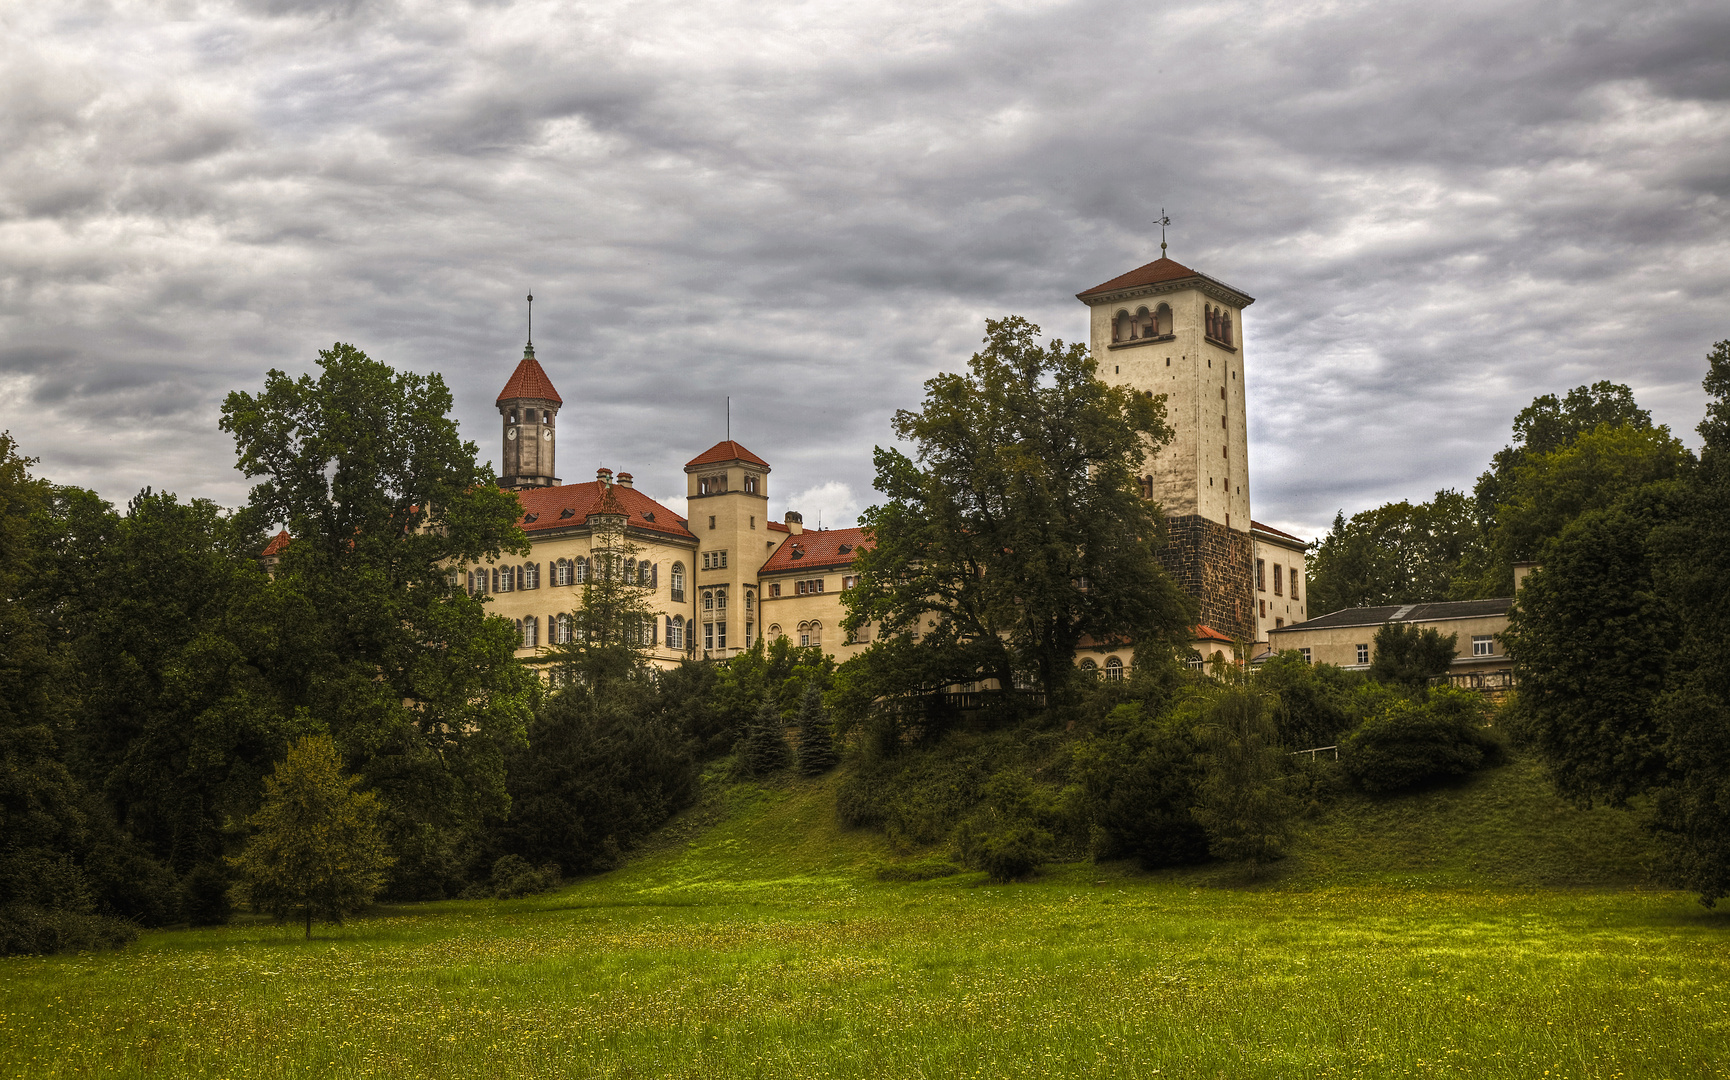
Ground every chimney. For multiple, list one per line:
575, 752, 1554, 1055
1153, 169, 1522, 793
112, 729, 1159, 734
617, 472, 634, 489
596, 467, 613, 486
785, 510, 803, 536
1512, 561, 1540, 592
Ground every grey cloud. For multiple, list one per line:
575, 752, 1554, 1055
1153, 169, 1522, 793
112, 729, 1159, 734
1, 0, 1725, 539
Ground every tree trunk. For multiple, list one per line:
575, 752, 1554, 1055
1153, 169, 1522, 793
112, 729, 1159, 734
305, 907, 313, 940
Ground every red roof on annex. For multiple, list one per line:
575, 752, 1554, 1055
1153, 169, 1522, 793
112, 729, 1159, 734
496, 354, 562, 406
512, 481, 693, 540
760, 526, 873, 574
685, 440, 770, 469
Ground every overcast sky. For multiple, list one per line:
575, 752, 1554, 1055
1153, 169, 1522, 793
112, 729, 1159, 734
4, 0, 1727, 538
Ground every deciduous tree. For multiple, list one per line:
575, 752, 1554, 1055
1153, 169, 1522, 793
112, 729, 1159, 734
844, 316, 1193, 701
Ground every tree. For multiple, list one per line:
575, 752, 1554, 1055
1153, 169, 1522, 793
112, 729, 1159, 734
845, 316, 1194, 701
1304, 490, 1481, 615
1368, 622, 1457, 689
544, 493, 660, 694
1189, 684, 1296, 873
220, 344, 537, 897
795, 682, 838, 775
1069, 703, 1209, 869
1340, 688, 1500, 793
490, 675, 697, 876
737, 699, 790, 777
1472, 381, 1652, 525
231, 734, 393, 938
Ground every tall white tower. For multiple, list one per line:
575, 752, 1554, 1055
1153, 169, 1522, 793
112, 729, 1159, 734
1077, 255, 1256, 643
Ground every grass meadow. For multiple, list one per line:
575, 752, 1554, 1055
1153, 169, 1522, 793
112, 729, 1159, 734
4, 757, 1728, 1079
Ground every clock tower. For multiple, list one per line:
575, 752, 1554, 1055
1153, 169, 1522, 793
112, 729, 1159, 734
496, 341, 562, 489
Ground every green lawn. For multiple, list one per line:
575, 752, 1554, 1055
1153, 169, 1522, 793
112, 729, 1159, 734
5, 761, 1728, 1079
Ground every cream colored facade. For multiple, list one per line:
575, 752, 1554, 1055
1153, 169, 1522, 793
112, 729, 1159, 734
1252, 522, 1309, 641
1264, 599, 1514, 676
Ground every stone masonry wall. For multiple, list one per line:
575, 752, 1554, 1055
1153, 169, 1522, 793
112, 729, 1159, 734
1160, 514, 1255, 645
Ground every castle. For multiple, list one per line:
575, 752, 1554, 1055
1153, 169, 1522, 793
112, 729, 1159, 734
466, 253, 1309, 673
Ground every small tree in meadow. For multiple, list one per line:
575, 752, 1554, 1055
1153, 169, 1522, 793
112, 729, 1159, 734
795, 683, 838, 776
231, 735, 394, 938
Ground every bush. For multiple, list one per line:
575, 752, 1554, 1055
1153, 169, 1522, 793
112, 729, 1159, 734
975, 824, 1052, 883
1342, 688, 1504, 793
1256, 652, 1368, 750
1069, 703, 1210, 869
1369, 622, 1459, 689
472, 855, 560, 900
182, 862, 233, 926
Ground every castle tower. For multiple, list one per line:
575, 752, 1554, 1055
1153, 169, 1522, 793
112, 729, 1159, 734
684, 440, 771, 657
1077, 256, 1256, 643
496, 342, 562, 489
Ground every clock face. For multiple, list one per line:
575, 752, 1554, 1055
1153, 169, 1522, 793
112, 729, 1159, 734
507, 428, 518, 441
542, 429, 552, 441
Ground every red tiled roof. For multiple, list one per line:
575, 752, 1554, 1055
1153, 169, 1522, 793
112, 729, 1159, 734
512, 481, 693, 540
261, 529, 291, 558
496, 353, 563, 406
685, 440, 769, 469
767, 520, 789, 533
1076, 256, 1254, 305
1193, 624, 1233, 643
1251, 520, 1306, 544
760, 526, 872, 574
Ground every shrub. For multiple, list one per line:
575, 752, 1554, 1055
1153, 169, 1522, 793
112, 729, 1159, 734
1257, 652, 1367, 750
975, 824, 1052, 884
1369, 622, 1459, 689
484, 855, 561, 899
736, 699, 791, 778
1069, 703, 1209, 869
1342, 687, 1503, 793
1191, 685, 1299, 871
795, 684, 839, 776
955, 772, 1060, 882
182, 862, 233, 926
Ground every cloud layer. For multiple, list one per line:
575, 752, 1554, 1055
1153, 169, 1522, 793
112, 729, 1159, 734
4, 0, 1727, 537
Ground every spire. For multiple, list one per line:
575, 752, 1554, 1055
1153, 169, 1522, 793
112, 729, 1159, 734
525, 292, 534, 356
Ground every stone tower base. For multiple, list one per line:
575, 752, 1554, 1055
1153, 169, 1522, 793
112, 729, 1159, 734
1160, 514, 1254, 645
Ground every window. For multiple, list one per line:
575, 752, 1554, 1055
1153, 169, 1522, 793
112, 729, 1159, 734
1105, 657, 1124, 681
1273, 564, 1283, 596
768, 623, 781, 640
702, 551, 728, 570
1139, 475, 1154, 499
1289, 568, 1299, 602
552, 559, 570, 587
1080, 658, 1098, 674
1357, 643, 1369, 665
842, 575, 858, 590
1256, 559, 1266, 591
769, 582, 781, 597
745, 590, 755, 613
1299, 647, 1311, 664
698, 475, 727, 495
715, 588, 727, 611
744, 622, 753, 647
667, 616, 684, 651
796, 578, 824, 595
517, 617, 537, 648
1259, 598, 1266, 618
638, 561, 652, 586
468, 569, 487, 595
744, 474, 759, 494
704, 622, 714, 650
497, 566, 514, 593
554, 613, 571, 644
1473, 635, 1493, 657
750, 516, 756, 529
576, 556, 589, 583
670, 562, 685, 602
703, 589, 714, 612
1276, 618, 1284, 628
716, 622, 727, 650
708, 515, 716, 530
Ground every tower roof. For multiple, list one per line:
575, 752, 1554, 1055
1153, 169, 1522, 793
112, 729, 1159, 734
496, 346, 562, 406
685, 440, 770, 470
1076, 256, 1254, 307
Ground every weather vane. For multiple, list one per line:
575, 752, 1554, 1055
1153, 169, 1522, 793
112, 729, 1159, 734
1155, 209, 1171, 256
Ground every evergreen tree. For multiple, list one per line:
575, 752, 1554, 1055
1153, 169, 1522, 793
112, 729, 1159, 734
1190, 685, 1296, 874
231, 734, 393, 938
545, 492, 658, 694
794, 683, 837, 775
737, 699, 790, 777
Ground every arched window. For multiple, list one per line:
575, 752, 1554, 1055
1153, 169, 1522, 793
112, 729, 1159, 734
1136, 306, 1154, 339
715, 588, 727, 611
1105, 656, 1124, 681
498, 566, 514, 593
745, 590, 755, 613
553, 559, 569, 587
1113, 309, 1132, 342
667, 615, 684, 651
575, 556, 589, 584
1155, 303, 1173, 336
554, 613, 571, 644
768, 623, 782, 640
807, 621, 821, 647
624, 559, 636, 584
797, 621, 810, 647
1221, 312, 1232, 346
1080, 658, 1098, 675
513, 618, 523, 645
703, 589, 714, 612
522, 616, 538, 648
670, 562, 685, 602
639, 561, 652, 586
1139, 475, 1154, 500
523, 562, 539, 589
